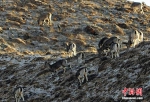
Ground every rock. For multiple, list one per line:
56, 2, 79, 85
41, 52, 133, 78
117, 23, 129, 29
84, 25, 98, 35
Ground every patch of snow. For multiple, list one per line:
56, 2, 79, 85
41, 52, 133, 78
0, 66, 6, 70
123, 59, 128, 63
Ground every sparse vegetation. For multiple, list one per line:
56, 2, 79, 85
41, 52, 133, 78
113, 24, 125, 35
0, 0, 150, 101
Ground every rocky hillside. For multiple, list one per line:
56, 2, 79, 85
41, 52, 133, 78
0, 0, 150, 102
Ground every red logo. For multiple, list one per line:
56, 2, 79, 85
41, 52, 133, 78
122, 87, 142, 96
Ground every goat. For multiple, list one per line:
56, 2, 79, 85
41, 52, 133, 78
66, 42, 77, 57
14, 86, 25, 102
128, 30, 140, 48
64, 52, 85, 69
98, 36, 120, 56
110, 43, 120, 58
98, 37, 109, 48
123, 30, 144, 48
44, 59, 68, 73
76, 52, 84, 64
131, 2, 144, 14
38, 12, 52, 26
76, 67, 88, 86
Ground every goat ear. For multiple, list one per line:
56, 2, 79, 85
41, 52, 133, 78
142, 2, 145, 5
139, 31, 143, 35
72, 43, 75, 47
44, 61, 47, 65
64, 42, 68, 46
82, 53, 85, 58
134, 30, 137, 34
139, 31, 141, 35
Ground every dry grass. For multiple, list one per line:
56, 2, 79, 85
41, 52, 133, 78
23, 50, 34, 55
6, 13, 26, 24
0, 37, 6, 43
45, 49, 62, 57
76, 34, 86, 41
101, 17, 112, 24
126, 19, 133, 25
74, 39, 86, 46
33, 36, 50, 43
12, 38, 26, 45
7, 2, 28, 11
61, 53, 68, 58
50, 37, 58, 42
15, 6, 28, 12
113, 24, 125, 35
0, 27, 3, 33
26, 3, 38, 9
4, 45, 17, 53
0, 0, 149, 57
30, 0, 47, 6
146, 27, 150, 32
85, 47, 97, 53
117, 23, 129, 29
93, 18, 105, 24
80, 1, 100, 9
106, 33, 113, 37
105, 0, 116, 6
91, 25, 103, 33
8, 42, 16, 47
6, 19, 21, 27
65, 33, 76, 40
141, 20, 149, 25
34, 50, 45, 55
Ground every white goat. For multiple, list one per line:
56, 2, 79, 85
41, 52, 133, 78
131, 2, 144, 14
66, 42, 77, 57
76, 67, 88, 85
14, 86, 25, 102
124, 30, 144, 48
128, 30, 140, 47
38, 12, 52, 26
138, 30, 144, 42
110, 43, 120, 58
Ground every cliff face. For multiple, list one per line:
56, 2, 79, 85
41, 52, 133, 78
0, 0, 150, 102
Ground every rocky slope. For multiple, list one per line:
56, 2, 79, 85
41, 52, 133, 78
0, 0, 150, 102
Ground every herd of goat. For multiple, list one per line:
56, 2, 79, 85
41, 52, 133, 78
98, 30, 143, 58
14, 29, 144, 102
13, 1, 146, 102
